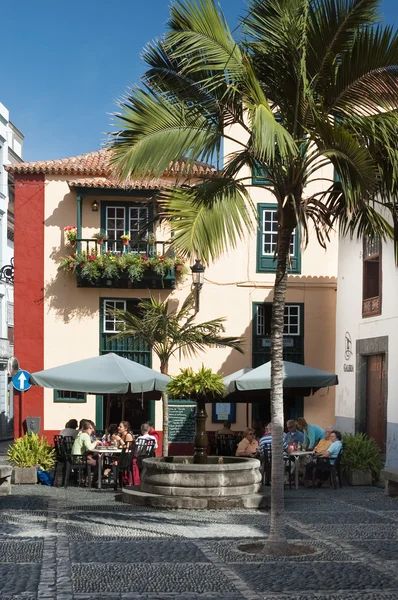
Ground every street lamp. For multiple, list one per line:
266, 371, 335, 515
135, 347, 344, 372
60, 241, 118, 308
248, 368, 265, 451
190, 259, 205, 313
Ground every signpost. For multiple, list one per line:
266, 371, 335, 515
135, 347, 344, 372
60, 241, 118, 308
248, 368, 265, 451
12, 369, 32, 392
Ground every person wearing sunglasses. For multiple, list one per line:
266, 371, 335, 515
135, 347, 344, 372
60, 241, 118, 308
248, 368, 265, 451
284, 419, 304, 445
236, 428, 259, 457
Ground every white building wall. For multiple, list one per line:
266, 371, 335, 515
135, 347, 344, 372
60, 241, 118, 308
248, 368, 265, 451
335, 229, 398, 466
0, 102, 23, 439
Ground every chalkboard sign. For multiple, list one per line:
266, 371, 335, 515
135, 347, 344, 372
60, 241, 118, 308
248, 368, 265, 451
168, 402, 196, 443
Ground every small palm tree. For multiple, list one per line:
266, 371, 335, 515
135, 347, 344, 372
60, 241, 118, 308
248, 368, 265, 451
112, 292, 243, 456
167, 365, 226, 463
110, 0, 398, 551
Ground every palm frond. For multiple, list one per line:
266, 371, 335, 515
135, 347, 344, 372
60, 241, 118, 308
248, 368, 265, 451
158, 179, 254, 263
110, 85, 221, 180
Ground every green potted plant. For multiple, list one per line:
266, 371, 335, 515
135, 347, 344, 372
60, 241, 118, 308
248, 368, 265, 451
92, 231, 108, 245
341, 433, 383, 486
120, 234, 130, 246
167, 365, 226, 464
64, 226, 77, 245
8, 433, 55, 484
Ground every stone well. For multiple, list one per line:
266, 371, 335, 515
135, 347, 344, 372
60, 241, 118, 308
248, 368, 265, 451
122, 456, 269, 509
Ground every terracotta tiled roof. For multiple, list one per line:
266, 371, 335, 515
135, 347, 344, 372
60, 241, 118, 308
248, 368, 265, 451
5, 149, 216, 177
67, 177, 178, 190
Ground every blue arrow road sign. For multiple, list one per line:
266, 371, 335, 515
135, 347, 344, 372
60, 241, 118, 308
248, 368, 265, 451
12, 369, 32, 392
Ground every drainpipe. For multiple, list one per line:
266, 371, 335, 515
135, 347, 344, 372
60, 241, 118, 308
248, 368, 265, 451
77, 195, 83, 254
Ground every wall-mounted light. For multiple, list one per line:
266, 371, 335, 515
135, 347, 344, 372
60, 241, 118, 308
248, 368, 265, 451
190, 259, 205, 313
92, 200, 99, 212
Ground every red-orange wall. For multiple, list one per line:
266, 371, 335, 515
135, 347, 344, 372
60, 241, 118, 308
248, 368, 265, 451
14, 174, 45, 438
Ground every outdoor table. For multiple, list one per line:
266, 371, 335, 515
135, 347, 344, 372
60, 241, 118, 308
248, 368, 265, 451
289, 451, 314, 490
92, 447, 122, 490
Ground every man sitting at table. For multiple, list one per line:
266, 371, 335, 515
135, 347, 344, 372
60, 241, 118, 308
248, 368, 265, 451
215, 420, 235, 438
284, 419, 304, 445
313, 426, 334, 453
136, 423, 158, 450
236, 427, 259, 457
296, 417, 325, 450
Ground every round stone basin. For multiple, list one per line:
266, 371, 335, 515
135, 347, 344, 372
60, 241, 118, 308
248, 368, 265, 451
122, 456, 268, 509
141, 456, 261, 495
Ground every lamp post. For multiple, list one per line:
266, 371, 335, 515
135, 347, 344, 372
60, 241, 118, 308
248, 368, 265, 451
190, 259, 205, 314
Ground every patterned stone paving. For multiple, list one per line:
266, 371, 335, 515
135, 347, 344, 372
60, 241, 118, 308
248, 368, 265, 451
2, 484, 398, 599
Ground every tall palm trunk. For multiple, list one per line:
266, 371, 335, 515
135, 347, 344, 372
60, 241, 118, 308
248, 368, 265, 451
160, 359, 169, 457
268, 227, 291, 549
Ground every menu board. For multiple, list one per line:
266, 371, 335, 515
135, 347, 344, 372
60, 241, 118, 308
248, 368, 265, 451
168, 402, 196, 443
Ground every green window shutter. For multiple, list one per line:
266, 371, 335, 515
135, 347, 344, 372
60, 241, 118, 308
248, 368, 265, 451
252, 162, 272, 186
257, 204, 301, 274
54, 390, 86, 403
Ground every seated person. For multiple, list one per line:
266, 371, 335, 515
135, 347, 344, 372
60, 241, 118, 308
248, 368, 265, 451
114, 421, 135, 448
305, 431, 343, 486
236, 428, 259, 457
296, 417, 325, 450
259, 423, 272, 453
136, 423, 158, 450
106, 423, 119, 444
313, 426, 334, 454
60, 419, 78, 439
252, 419, 263, 440
72, 419, 101, 468
215, 420, 235, 438
145, 421, 160, 444
284, 419, 304, 445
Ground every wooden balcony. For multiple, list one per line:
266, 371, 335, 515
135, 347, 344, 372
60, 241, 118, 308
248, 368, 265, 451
73, 239, 177, 290
362, 295, 381, 318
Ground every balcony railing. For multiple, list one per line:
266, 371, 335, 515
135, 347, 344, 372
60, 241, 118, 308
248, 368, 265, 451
73, 239, 176, 290
362, 295, 381, 318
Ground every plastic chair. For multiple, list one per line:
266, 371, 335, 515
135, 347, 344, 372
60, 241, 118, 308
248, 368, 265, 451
62, 437, 92, 488
312, 449, 343, 489
262, 444, 293, 489
112, 441, 134, 490
135, 438, 157, 471
216, 434, 238, 456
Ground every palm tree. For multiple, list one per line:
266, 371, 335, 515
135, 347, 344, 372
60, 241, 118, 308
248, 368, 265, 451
112, 292, 243, 457
110, 0, 398, 551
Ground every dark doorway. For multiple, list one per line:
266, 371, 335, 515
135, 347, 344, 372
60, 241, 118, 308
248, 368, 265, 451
366, 353, 386, 453
105, 395, 151, 436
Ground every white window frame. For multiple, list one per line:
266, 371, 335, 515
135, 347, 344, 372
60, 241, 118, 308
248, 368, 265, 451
256, 304, 301, 336
105, 206, 126, 249
103, 299, 126, 333
261, 207, 295, 257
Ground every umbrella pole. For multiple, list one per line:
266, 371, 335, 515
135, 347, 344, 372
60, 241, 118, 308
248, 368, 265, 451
122, 397, 125, 421
105, 395, 111, 431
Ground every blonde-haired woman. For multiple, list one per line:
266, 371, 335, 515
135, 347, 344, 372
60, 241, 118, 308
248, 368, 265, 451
296, 418, 325, 450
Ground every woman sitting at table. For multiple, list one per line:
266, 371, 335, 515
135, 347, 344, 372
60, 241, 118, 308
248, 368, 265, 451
296, 417, 325, 450
113, 421, 135, 448
236, 428, 259, 457
305, 430, 343, 486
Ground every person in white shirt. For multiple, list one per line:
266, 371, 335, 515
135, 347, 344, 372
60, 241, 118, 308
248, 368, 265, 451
60, 419, 78, 439
136, 423, 158, 449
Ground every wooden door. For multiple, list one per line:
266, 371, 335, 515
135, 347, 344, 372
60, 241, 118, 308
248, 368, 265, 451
366, 354, 386, 453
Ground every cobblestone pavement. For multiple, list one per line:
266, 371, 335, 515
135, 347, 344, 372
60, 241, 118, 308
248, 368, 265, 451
2, 483, 398, 599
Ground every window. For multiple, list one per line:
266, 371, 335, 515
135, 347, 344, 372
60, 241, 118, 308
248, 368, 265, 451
103, 203, 150, 252
257, 204, 301, 273
7, 302, 13, 327
362, 237, 382, 317
54, 390, 86, 403
257, 304, 301, 336
103, 300, 126, 333
100, 298, 152, 366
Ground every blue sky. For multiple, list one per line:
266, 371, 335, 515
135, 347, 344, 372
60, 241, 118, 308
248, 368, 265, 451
2, 0, 397, 162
